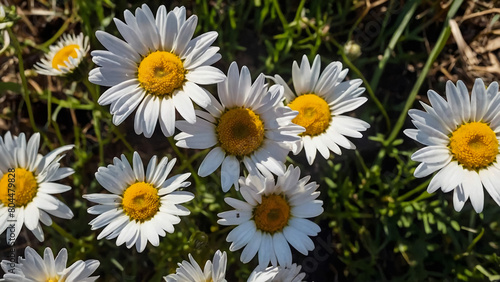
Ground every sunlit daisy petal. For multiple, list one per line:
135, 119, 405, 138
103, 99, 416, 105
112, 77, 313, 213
90, 4, 226, 138
34, 33, 89, 76
274, 54, 370, 164
175, 62, 304, 192
218, 165, 323, 268
164, 250, 227, 282
0, 132, 74, 243
0, 246, 99, 281
84, 151, 193, 253
405, 78, 500, 213
247, 263, 306, 282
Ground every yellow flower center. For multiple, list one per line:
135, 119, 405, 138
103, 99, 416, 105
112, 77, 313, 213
137, 51, 186, 97
46, 278, 59, 282
216, 108, 265, 157
288, 94, 331, 136
0, 168, 38, 207
121, 182, 160, 222
254, 194, 290, 233
51, 44, 80, 70
449, 122, 499, 170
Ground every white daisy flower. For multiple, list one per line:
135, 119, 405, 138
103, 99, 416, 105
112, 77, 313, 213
89, 4, 226, 138
247, 263, 306, 282
1, 246, 99, 281
175, 62, 304, 192
164, 250, 227, 282
217, 165, 323, 268
83, 151, 193, 253
274, 54, 370, 164
404, 78, 500, 213
0, 132, 74, 243
34, 33, 90, 76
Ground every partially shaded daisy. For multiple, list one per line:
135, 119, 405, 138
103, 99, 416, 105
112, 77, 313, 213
247, 263, 306, 282
175, 62, 304, 192
274, 54, 370, 164
404, 78, 500, 213
1, 246, 99, 281
164, 250, 227, 282
89, 4, 226, 138
34, 33, 89, 76
0, 132, 74, 243
217, 165, 323, 268
0, 5, 15, 54
83, 152, 193, 252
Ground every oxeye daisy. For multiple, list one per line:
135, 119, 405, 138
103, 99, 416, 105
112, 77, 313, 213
274, 54, 370, 164
0, 132, 74, 243
83, 151, 193, 253
217, 165, 323, 268
404, 78, 500, 213
164, 250, 227, 282
1, 246, 100, 281
34, 33, 89, 76
89, 4, 226, 138
247, 263, 306, 282
175, 62, 304, 192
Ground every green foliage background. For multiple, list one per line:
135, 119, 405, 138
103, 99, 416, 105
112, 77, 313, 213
1, 0, 500, 281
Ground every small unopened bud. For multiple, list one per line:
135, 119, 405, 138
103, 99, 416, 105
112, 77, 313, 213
344, 40, 362, 60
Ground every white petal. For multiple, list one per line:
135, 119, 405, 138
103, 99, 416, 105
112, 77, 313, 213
240, 232, 261, 263
132, 152, 145, 182
24, 203, 40, 230
411, 146, 451, 163
185, 66, 226, 85
173, 91, 196, 123
198, 147, 225, 177
95, 31, 139, 62
159, 98, 176, 137
272, 232, 292, 267
463, 170, 484, 213
182, 81, 211, 108
221, 155, 240, 192
143, 96, 160, 138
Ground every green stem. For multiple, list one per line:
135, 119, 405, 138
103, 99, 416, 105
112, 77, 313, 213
51, 221, 92, 249
330, 37, 391, 131
355, 149, 369, 174
111, 125, 134, 152
401, 189, 434, 206
83, 76, 99, 102
167, 137, 202, 187
47, 91, 65, 145
39, 16, 74, 50
293, 0, 307, 34
272, 0, 289, 30
383, 0, 463, 146
369, 0, 419, 91
8, 27, 38, 133
82, 77, 105, 165
43, 96, 95, 110
396, 178, 430, 202
92, 110, 104, 165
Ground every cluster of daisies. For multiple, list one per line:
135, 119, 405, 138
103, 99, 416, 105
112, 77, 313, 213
2, 2, 500, 281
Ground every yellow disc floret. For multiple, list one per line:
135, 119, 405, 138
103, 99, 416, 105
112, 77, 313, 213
0, 168, 38, 207
52, 44, 80, 70
217, 108, 265, 157
449, 122, 499, 170
254, 194, 291, 233
121, 182, 160, 222
288, 94, 331, 136
137, 51, 186, 97
46, 277, 59, 282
